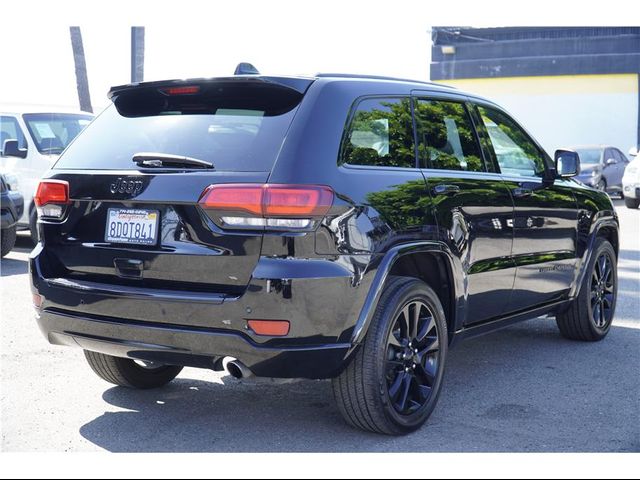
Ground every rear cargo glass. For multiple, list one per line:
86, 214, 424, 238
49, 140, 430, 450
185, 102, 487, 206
54, 82, 302, 171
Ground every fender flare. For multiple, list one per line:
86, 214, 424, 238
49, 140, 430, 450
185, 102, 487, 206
347, 241, 457, 355
570, 217, 619, 298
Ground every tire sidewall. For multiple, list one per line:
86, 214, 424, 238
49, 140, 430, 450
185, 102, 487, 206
1, 225, 17, 257
369, 280, 448, 433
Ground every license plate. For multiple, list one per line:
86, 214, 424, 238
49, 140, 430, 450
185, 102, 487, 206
105, 208, 159, 246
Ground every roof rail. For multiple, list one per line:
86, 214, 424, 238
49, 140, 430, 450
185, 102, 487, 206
315, 73, 456, 88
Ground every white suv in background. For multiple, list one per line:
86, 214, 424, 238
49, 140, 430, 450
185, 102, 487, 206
623, 147, 640, 209
0, 105, 93, 239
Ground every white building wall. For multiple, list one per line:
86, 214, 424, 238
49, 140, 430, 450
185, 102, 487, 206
441, 74, 639, 158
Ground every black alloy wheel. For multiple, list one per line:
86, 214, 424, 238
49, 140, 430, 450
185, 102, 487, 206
556, 238, 617, 341
590, 252, 615, 330
332, 276, 448, 435
386, 300, 440, 415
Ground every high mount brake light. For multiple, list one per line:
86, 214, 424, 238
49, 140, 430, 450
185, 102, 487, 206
34, 180, 70, 219
160, 86, 201, 96
199, 184, 334, 231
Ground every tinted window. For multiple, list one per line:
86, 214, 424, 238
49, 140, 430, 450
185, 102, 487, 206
477, 106, 547, 177
23, 113, 92, 155
615, 149, 628, 163
574, 148, 602, 166
341, 97, 415, 168
415, 100, 484, 172
604, 148, 615, 163
0, 116, 27, 155
55, 84, 302, 172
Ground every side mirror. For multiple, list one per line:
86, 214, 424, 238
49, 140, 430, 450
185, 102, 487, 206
555, 149, 579, 178
605, 158, 617, 166
2, 139, 27, 159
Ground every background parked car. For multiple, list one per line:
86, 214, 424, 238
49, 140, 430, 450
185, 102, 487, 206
0, 105, 93, 241
1, 171, 24, 257
569, 145, 629, 196
622, 147, 640, 209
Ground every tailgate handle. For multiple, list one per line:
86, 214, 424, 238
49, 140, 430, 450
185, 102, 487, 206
114, 258, 144, 279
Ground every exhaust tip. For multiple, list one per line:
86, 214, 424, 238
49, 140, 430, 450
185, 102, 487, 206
223, 358, 254, 379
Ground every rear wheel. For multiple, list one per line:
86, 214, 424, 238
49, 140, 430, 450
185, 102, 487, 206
624, 197, 640, 209
1, 226, 17, 257
84, 350, 183, 389
332, 276, 447, 435
556, 238, 617, 341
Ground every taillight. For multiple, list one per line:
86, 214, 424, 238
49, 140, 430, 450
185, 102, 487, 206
34, 180, 70, 219
199, 184, 333, 231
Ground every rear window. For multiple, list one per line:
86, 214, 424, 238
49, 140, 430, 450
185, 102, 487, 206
54, 82, 302, 171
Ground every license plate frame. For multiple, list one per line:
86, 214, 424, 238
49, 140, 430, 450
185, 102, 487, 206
105, 208, 160, 246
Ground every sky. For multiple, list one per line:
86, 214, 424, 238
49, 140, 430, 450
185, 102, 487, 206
0, 0, 633, 112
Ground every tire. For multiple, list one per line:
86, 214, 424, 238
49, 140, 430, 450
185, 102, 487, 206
624, 197, 640, 209
84, 350, 183, 389
29, 208, 39, 244
332, 276, 448, 435
556, 238, 617, 341
1, 226, 17, 257
596, 179, 606, 192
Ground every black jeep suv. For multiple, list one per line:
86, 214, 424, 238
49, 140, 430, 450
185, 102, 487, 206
30, 74, 619, 435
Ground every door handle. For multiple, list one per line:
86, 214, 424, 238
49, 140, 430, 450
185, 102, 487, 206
432, 184, 460, 195
512, 187, 533, 198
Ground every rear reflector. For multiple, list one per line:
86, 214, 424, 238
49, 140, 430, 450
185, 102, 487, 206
247, 320, 290, 337
199, 184, 333, 217
34, 180, 70, 207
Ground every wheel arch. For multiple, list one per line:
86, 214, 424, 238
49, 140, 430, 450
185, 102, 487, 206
348, 242, 460, 353
571, 218, 620, 298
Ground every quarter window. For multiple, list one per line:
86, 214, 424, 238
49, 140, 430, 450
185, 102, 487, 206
414, 100, 485, 172
340, 97, 415, 168
477, 106, 547, 178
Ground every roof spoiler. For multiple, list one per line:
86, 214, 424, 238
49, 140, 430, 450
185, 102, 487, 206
108, 76, 313, 101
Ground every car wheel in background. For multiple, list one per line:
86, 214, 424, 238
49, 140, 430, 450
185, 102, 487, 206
596, 179, 606, 192
84, 350, 183, 389
29, 209, 39, 244
1, 226, 17, 257
624, 197, 640, 209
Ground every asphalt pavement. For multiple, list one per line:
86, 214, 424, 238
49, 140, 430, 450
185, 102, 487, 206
1, 199, 638, 452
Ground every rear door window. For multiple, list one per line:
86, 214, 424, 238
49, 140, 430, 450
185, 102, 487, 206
340, 97, 416, 168
414, 99, 485, 172
54, 82, 303, 172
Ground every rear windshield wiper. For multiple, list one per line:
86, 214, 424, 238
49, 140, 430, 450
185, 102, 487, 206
132, 152, 214, 169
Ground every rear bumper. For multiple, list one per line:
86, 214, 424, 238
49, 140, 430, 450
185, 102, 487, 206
35, 308, 350, 378
30, 245, 372, 379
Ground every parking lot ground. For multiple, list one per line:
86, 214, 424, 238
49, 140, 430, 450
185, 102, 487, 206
1, 199, 638, 452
